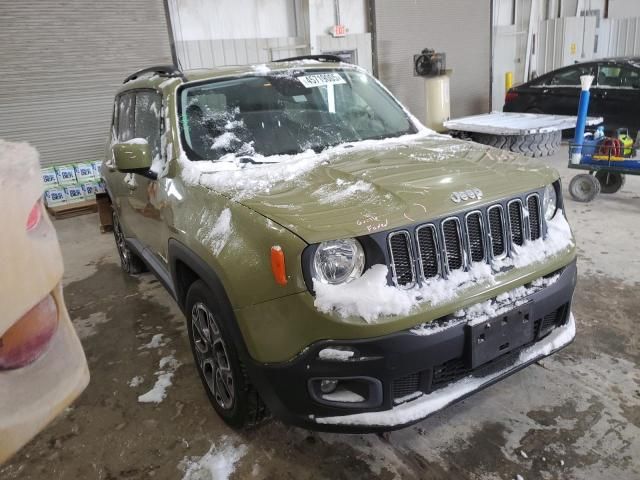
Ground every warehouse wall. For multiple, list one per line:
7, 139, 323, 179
609, 0, 640, 19
0, 0, 172, 166
373, 1, 492, 122
168, 0, 372, 71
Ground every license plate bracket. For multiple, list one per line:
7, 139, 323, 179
468, 306, 534, 369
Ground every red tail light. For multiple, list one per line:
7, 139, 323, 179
505, 91, 519, 103
26, 200, 43, 231
0, 295, 59, 370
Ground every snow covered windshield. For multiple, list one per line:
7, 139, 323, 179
178, 69, 417, 160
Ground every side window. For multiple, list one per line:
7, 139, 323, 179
599, 65, 640, 88
621, 68, 640, 89
134, 91, 162, 162
546, 66, 592, 86
117, 93, 135, 141
547, 68, 588, 87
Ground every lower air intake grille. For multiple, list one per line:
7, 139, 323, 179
393, 372, 421, 401
432, 358, 467, 390
528, 195, 541, 240
466, 212, 485, 262
509, 201, 524, 246
388, 232, 414, 286
442, 219, 463, 271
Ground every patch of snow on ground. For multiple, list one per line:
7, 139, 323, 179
139, 333, 167, 350
197, 208, 233, 256
316, 314, 575, 426
180, 437, 248, 480
138, 353, 181, 404
128, 376, 144, 387
318, 348, 355, 361
315, 213, 573, 323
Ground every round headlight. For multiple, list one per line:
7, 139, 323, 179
313, 239, 365, 285
543, 184, 558, 220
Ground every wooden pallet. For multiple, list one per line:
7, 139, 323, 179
46, 199, 97, 219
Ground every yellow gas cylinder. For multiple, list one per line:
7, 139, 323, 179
617, 128, 634, 156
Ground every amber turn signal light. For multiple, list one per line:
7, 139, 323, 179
270, 245, 287, 286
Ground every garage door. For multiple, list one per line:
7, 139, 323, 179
373, 0, 491, 122
0, 1, 173, 166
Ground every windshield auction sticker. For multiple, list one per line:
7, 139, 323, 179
297, 73, 346, 88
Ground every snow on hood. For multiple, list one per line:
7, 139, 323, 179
314, 211, 574, 323
179, 133, 556, 243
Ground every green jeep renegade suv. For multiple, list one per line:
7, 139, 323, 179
103, 57, 577, 432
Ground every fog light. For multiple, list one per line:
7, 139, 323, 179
320, 379, 338, 394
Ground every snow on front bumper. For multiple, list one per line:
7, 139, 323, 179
314, 313, 576, 427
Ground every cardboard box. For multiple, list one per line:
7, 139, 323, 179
41, 167, 58, 187
63, 185, 85, 203
44, 188, 67, 207
74, 163, 95, 182
94, 180, 106, 194
81, 182, 98, 200
91, 161, 103, 179
54, 165, 77, 185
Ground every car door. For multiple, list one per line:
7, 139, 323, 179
125, 89, 166, 258
592, 63, 640, 135
532, 64, 597, 116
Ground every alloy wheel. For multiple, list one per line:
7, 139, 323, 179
191, 302, 235, 410
112, 212, 131, 271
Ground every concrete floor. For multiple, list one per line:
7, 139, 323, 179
2, 146, 639, 480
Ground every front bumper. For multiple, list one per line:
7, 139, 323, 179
247, 260, 577, 432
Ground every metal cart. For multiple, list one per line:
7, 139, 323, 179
567, 142, 640, 202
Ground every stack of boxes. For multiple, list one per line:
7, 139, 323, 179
42, 161, 106, 207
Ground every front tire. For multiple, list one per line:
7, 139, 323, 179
185, 280, 266, 428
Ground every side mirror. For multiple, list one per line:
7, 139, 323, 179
113, 142, 155, 178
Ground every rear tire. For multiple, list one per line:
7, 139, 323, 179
112, 211, 145, 274
569, 174, 601, 202
595, 171, 625, 194
185, 280, 267, 428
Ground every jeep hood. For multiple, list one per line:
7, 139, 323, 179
197, 136, 558, 244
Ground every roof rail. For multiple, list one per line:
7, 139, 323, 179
274, 54, 344, 64
123, 65, 183, 84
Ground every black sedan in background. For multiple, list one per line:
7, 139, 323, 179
504, 57, 640, 136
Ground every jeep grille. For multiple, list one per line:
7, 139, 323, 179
387, 190, 546, 286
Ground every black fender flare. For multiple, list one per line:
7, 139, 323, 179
167, 239, 253, 363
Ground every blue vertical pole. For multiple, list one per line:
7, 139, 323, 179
571, 75, 594, 163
